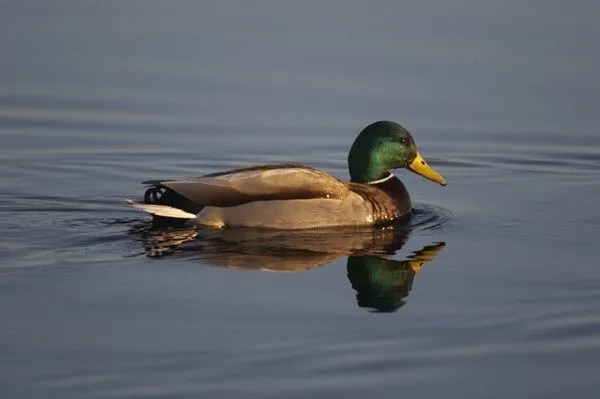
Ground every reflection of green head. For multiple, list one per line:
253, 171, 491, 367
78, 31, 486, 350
347, 255, 417, 313
347, 242, 446, 313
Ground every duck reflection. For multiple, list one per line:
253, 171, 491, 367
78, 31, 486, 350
347, 243, 445, 312
131, 221, 445, 311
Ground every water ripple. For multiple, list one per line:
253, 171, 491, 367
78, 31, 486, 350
410, 203, 457, 233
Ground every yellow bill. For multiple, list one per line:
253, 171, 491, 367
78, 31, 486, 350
408, 152, 447, 186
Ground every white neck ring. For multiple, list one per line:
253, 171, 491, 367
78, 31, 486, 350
366, 173, 394, 185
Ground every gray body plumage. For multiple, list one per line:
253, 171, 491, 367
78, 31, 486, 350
129, 164, 411, 229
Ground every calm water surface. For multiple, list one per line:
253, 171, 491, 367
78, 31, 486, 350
1, 2, 600, 398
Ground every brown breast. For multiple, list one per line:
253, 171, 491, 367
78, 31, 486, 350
349, 176, 411, 224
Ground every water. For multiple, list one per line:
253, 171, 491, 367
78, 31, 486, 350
1, 1, 599, 398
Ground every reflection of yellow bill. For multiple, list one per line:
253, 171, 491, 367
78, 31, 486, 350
408, 242, 446, 273
408, 152, 447, 186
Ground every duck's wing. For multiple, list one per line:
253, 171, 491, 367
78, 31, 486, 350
144, 164, 350, 207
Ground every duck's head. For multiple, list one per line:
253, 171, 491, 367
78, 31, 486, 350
348, 121, 447, 186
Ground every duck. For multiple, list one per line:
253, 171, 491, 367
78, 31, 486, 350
127, 121, 446, 229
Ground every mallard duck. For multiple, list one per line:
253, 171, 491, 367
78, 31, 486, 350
127, 121, 446, 229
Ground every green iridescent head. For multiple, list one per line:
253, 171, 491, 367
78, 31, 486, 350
348, 121, 446, 185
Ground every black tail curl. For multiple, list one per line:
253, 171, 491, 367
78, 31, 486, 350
143, 185, 204, 215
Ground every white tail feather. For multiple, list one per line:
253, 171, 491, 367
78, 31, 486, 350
126, 199, 197, 219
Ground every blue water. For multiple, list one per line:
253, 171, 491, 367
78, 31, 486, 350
1, 1, 600, 398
